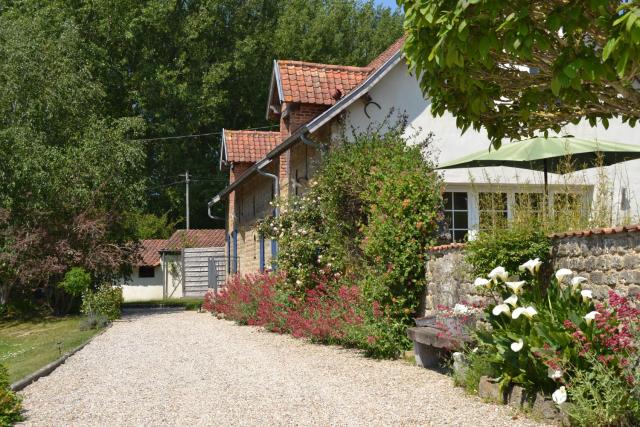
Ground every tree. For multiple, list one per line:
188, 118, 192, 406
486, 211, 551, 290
400, 0, 640, 146
0, 6, 145, 306
46, 0, 404, 228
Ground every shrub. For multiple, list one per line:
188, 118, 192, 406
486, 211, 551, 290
0, 363, 22, 426
81, 284, 123, 321
565, 353, 640, 427
258, 127, 442, 357
79, 312, 109, 330
57, 267, 91, 297
465, 225, 551, 279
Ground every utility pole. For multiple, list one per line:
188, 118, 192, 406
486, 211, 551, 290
179, 171, 190, 230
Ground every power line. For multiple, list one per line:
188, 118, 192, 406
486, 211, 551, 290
129, 124, 279, 142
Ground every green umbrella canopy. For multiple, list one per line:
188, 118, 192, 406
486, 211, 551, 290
437, 137, 640, 173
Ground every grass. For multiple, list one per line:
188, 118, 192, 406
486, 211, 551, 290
0, 316, 102, 383
122, 297, 203, 311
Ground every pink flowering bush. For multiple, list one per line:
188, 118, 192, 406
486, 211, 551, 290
208, 269, 401, 358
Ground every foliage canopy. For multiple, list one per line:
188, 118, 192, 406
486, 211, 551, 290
400, 0, 640, 146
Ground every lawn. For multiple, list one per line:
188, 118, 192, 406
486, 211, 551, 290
0, 316, 102, 383
122, 297, 203, 311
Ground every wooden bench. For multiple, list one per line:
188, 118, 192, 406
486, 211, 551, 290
407, 326, 473, 368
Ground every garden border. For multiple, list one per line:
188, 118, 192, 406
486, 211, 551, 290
10, 324, 111, 392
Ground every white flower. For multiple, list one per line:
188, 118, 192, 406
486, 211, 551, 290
512, 307, 526, 319
571, 276, 588, 291
512, 306, 537, 320
552, 386, 567, 405
474, 277, 490, 288
524, 306, 538, 318
510, 339, 524, 352
504, 294, 518, 307
296, 280, 303, 286
555, 268, 573, 283
453, 304, 469, 314
548, 367, 563, 380
584, 310, 599, 325
472, 347, 479, 353
506, 281, 526, 294
581, 289, 593, 302
492, 303, 511, 316
519, 258, 542, 275
488, 266, 509, 282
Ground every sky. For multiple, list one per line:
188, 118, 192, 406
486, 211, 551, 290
375, 0, 401, 11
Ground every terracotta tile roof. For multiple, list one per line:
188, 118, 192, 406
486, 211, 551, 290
428, 242, 467, 252
163, 229, 226, 251
137, 239, 166, 267
549, 224, 640, 239
224, 130, 280, 164
367, 35, 406, 70
276, 60, 372, 106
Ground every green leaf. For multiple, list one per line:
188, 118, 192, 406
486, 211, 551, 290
602, 38, 617, 61
550, 76, 562, 96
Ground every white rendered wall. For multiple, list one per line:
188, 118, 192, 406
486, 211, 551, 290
339, 61, 640, 226
121, 266, 164, 302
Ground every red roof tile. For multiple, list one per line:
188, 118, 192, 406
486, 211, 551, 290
163, 229, 226, 251
367, 35, 406, 70
276, 61, 372, 106
137, 239, 167, 267
273, 36, 405, 107
428, 242, 467, 252
550, 224, 640, 239
224, 130, 280, 164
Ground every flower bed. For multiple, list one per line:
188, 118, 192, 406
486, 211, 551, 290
205, 270, 401, 358
457, 259, 640, 426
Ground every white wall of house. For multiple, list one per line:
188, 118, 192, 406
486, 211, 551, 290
122, 266, 164, 302
337, 60, 640, 232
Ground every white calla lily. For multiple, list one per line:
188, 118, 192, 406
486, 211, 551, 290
492, 303, 511, 316
524, 306, 538, 318
555, 268, 573, 283
474, 277, 490, 288
512, 307, 526, 319
504, 295, 518, 307
488, 266, 509, 282
570, 276, 588, 291
581, 289, 593, 302
506, 281, 526, 294
510, 339, 524, 352
519, 258, 542, 275
584, 310, 599, 325
552, 386, 567, 405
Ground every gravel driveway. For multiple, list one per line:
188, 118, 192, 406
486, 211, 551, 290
19, 311, 549, 426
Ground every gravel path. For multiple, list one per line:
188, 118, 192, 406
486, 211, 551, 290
19, 311, 550, 426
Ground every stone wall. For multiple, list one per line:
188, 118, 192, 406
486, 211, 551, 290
422, 244, 480, 314
552, 226, 640, 299
424, 226, 640, 311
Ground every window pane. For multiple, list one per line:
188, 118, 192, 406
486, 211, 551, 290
443, 192, 453, 210
454, 211, 468, 229
453, 229, 467, 242
444, 211, 453, 227
479, 192, 507, 211
453, 192, 468, 210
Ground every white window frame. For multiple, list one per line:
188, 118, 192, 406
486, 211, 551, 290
444, 183, 593, 239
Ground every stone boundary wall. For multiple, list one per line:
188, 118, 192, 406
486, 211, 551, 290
424, 225, 640, 311
552, 225, 640, 299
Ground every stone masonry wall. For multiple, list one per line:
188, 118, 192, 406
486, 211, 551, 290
552, 227, 640, 299
423, 226, 640, 312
